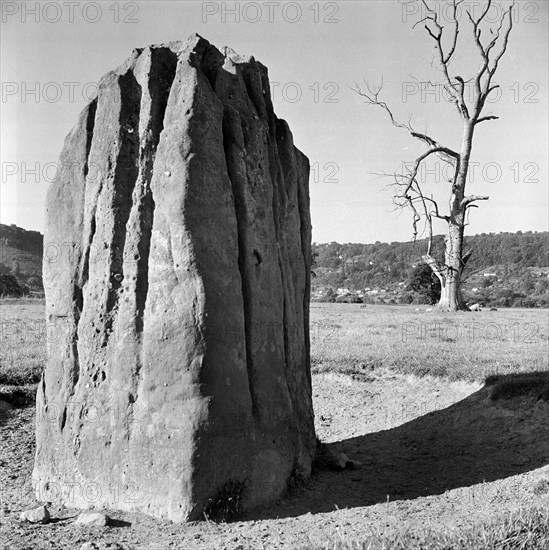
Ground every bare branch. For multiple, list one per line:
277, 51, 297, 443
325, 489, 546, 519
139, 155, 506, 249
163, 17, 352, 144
490, 4, 514, 77
422, 195, 449, 221
470, 2, 515, 121
412, 16, 435, 30
413, 0, 470, 119
422, 254, 447, 284
402, 147, 457, 197
475, 115, 499, 124
445, 0, 464, 63
461, 250, 473, 268
476, 0, 493, 27
353, 79, 411, 132
420, 0, 436, 14
411, 132, 459, 164
353, 81, 460, 163
461, 195, 489, 208
407, 197, 423, 240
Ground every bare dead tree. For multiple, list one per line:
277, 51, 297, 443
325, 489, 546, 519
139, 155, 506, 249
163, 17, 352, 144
354, 0, 515, 310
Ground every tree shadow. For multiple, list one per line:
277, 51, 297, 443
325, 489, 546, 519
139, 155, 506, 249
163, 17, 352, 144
249, 372, 549, 519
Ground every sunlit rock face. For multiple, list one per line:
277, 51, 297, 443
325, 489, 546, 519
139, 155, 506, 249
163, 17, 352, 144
34, 34, 315, 522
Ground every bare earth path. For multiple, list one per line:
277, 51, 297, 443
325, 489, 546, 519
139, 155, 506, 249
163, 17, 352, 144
1, 369, 548, 549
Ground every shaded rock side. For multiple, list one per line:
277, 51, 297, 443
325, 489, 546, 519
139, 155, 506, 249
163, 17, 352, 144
33, 34, 315, 522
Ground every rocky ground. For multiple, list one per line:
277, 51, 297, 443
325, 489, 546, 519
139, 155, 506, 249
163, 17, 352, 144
1, 370, 548, 550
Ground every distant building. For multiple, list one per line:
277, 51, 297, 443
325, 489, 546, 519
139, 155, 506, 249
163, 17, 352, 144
336, 287, 350, 296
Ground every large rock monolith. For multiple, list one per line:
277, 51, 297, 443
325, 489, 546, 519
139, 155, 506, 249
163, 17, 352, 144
33, 34, 315, 521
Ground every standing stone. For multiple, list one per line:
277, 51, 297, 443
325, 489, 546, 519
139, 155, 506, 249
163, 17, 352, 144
33, 34, 315, 522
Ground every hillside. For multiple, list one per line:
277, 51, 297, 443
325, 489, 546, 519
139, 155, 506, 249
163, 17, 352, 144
1, 224, 548, 306
312, 232, 549, 308
0, 224, 43, 293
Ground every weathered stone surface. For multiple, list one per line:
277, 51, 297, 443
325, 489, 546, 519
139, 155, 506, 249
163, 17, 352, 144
34, 34, 315, 522
19, 505, 50, 524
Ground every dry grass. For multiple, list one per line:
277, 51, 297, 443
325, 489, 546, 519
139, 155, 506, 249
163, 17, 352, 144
2, 301, 546, 388
310, 303, 549, 382
305, 507, 549, 549
0, 299, 45, 387
1, 300, 548, 547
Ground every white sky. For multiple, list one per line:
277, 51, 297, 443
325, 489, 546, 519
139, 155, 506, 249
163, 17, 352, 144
1, 0, 547, 243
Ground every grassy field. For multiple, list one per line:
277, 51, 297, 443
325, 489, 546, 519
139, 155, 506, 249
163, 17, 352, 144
305, 507, 549, 550
2, 300, 547, 387
310, 303, 549, 382
1, 299, 548, 549
0, 298, 45, 386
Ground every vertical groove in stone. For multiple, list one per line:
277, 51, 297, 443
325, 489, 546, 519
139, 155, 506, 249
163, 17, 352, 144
134, 48, 177, 339
103, 70, 142, 340
221, 106, 258, 418
78, 99, 98, 290
62, 99, 98, 432
83, 99, 97, 177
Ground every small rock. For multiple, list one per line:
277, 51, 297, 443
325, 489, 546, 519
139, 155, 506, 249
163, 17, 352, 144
74, 511, 110, 527
80, 543, 99, 550
327, 452, 349, 471
19, 505, 50, 524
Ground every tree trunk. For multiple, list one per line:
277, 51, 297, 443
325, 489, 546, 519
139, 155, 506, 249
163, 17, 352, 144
433, 121, 475, 311
436, 227, 468, 310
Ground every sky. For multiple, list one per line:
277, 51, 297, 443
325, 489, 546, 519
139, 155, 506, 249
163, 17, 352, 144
1, 0, 548, 244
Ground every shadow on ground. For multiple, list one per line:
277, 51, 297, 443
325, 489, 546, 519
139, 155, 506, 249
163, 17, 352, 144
249, 372, 549, 519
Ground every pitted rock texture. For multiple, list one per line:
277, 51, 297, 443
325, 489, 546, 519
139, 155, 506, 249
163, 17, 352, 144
34, 34, 315, 522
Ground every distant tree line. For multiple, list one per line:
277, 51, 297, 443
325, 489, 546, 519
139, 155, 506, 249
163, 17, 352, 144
312, 231, 549, 308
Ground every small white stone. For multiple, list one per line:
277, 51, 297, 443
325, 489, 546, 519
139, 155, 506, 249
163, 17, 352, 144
74, 511, 109, 527
165, 170, 171, 177
19, 505, 50, 524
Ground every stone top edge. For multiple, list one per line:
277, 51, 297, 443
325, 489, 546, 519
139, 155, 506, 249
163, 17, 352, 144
125, 33, 261, 72
86, 33, 266, 101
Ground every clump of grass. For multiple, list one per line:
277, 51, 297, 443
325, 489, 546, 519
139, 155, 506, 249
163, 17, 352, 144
486, 372, 549, 402
0, 362, 43, 386
302, 507, 549, 549
286, 461, 308, 494
532, 478, 549, 495
0, 386, 36, 406
203, 479, 246, 523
